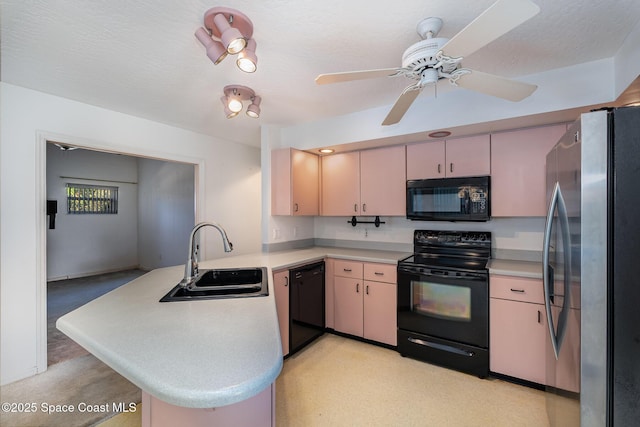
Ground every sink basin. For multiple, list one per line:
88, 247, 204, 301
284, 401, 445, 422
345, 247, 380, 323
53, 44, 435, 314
160, 267, 269, 302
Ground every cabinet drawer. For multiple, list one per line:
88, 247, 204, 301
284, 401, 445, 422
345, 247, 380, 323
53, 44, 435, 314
363, 263, 397, 283
334, 260, 364, 279
490, 275, 544, 304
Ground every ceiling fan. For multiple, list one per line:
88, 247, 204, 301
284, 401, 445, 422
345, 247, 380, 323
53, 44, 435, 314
315, 0, 541, 125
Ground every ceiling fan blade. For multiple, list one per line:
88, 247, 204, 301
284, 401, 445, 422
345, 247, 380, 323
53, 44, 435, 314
315, 68, 401, 85
382, 87, 422, 126
440, 0, 540, 59
455, 70, 537, 101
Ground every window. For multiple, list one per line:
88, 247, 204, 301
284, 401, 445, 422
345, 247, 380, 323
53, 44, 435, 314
66, 183, 118, 214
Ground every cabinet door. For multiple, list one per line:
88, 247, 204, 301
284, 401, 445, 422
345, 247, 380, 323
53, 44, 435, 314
271, 148, 319, 216
491, 124, 566, 216
490, 298, 547, 384
273, 270, 290, 357
321, 152, 360, 216
360, 146, 406, 216
406, 140, 446, 179
363, 281, 397, 346
291, 149, 319, 215
445, 134, 491, 177
333, 276, 363, 337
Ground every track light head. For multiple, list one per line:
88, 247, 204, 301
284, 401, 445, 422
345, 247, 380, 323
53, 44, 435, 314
222, 86, 261, 120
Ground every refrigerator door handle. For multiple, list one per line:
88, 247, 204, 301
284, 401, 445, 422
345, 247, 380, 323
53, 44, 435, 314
543, 182, 560, 359
543, 182, 572, 360
555, 184, 572, 355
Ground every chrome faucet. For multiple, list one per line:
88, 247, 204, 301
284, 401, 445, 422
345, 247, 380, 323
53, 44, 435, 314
181, 222, 233, 288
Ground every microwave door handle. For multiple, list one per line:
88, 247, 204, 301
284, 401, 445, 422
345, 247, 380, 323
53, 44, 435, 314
555, 185, 572, 354
543, 182, 561, 360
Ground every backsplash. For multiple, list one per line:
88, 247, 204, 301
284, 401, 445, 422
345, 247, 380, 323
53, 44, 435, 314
264, 216, 545, 262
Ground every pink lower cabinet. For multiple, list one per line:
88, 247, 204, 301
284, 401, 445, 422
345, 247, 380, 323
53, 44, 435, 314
273, 269, 290, 357
141, 384, 275, 427
332, 259, 397, 346
490, 275, 547, 383
334, 275, 364, 337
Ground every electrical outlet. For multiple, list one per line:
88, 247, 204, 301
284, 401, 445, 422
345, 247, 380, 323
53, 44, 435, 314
273, 228, 281, 240
293, 226, 299, 238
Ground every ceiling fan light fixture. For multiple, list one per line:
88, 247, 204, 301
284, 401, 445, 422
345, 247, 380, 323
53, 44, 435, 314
236, 39, 257, 73
246, 95, 261, 118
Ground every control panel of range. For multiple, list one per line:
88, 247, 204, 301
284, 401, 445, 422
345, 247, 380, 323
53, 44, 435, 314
414, 230, 491, 246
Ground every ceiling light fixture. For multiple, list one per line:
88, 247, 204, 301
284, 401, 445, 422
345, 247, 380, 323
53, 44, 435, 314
428, 131, 452, 138
246, 96, 262, 118
319, 149, 335, 154
221, 85, 261, 119
195, 7, 257, 73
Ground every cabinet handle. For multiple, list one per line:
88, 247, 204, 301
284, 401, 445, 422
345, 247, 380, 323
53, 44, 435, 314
374, 272, 384, 276
354, 203, 358, 212
510, 288, 525, 293
285, 276, 288, 287
356, 283, 359, 293
362, 203, 367, 212
343, 268, 352, 272
450, 163, 454, 173
538, 310, 541, 323
366, 285, 369, 295
294, 203, 299, 212
438, 163, 441, 174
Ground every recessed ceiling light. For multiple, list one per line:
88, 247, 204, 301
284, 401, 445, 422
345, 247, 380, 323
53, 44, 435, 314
319, 149, 335, 154
428, 131, 451, 138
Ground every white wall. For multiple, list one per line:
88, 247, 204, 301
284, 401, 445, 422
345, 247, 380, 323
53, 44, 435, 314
46, 145, 139, 280
137, 158, 195, 270
0, 83, 262, 385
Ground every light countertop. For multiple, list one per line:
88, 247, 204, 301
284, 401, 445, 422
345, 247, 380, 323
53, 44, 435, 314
56, 246, 408, 409
487, 258, 543, 279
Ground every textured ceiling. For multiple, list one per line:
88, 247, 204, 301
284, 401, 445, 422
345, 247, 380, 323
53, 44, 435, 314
2, 0, 640, 147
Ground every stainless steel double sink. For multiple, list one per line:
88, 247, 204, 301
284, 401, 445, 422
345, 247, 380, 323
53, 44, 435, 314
160, 267, 269, 302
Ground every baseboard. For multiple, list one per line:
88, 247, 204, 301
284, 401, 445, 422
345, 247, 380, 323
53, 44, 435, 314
47, 265, 143, 282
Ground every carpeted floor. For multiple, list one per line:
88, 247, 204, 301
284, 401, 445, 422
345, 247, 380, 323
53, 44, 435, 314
47, 269, 147, 366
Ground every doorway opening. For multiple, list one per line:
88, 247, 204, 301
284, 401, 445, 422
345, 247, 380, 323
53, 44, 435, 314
44, 139, 198, 367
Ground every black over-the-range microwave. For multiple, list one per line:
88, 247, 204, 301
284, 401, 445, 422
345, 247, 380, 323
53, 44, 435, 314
406, 176, 490, 221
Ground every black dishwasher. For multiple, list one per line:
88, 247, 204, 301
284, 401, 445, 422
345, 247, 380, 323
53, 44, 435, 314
289, 261, 325, 354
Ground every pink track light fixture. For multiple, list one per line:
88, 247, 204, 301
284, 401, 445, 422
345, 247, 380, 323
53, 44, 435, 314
221, 85, 261, 119
195, 7, 257, 73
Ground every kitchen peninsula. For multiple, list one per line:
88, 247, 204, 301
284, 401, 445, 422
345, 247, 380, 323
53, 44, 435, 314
56, 247, 407, 427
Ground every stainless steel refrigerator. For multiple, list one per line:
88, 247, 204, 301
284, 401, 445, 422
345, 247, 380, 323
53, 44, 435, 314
543, 106, 640, 426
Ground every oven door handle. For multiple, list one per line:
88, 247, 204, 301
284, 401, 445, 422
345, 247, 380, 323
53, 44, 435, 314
407, 337, 475, 357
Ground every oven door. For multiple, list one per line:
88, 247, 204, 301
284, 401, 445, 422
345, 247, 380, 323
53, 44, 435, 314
397, 264, 488, 348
